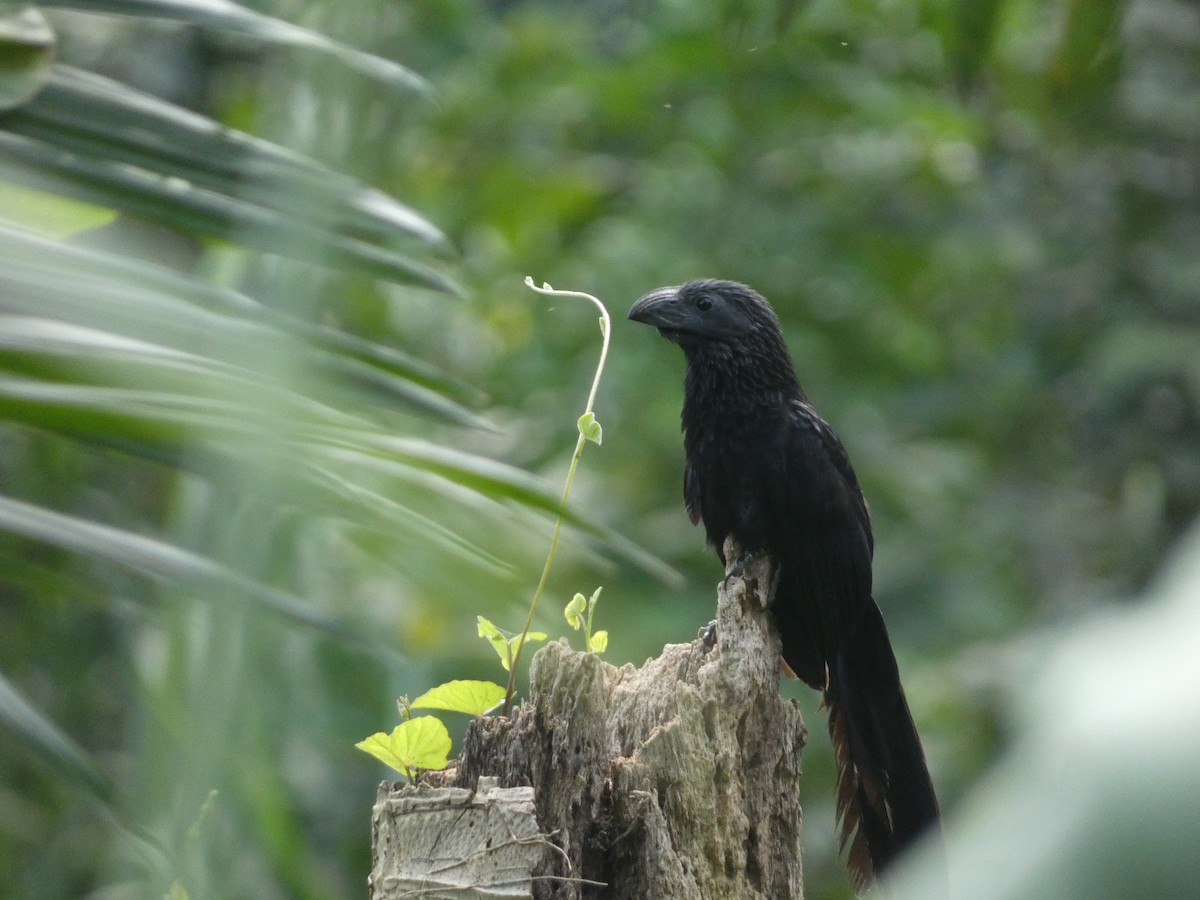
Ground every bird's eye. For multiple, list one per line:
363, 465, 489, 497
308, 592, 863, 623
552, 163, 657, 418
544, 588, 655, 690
696, 296, 713, 311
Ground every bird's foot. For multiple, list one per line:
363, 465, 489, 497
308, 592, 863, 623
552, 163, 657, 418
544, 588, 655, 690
697, 619, 718, 650
724, 546, 765, 583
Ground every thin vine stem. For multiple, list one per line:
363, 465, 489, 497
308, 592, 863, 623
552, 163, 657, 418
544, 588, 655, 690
502, 277, 612, 714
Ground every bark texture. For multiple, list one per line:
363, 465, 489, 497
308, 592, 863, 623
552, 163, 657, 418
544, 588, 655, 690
369, 778, 544, 898
371, 548, 807, 899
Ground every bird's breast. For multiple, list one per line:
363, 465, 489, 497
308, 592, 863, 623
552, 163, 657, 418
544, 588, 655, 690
684, 422, 784, 552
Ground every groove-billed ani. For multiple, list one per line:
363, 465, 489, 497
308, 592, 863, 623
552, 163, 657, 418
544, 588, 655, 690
629, 279, 941, 892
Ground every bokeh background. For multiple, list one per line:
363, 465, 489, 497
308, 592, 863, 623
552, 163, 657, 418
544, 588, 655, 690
2, 1, 1199, 898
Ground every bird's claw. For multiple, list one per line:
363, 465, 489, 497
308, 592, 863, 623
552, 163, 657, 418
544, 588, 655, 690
698, 619, 718, 650
724, 547, 765, 584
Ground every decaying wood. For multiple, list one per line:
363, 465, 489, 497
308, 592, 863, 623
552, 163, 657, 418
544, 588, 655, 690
369, 777, 546, 898
371, 545, 807, 899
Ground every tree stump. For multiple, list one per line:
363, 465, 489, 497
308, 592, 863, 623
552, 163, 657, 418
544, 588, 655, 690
370, 546, 807, 899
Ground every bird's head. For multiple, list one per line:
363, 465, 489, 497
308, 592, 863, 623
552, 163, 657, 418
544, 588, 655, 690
628, 279, 785, 352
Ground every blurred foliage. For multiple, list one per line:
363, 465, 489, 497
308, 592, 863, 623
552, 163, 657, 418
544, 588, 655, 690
894, 523, 1200, 900
1, 0, 1198, 898
395, 0, 1200, 894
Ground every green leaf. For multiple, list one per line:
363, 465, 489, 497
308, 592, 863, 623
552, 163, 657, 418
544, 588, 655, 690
37, 0, 433, 95
0, 68, 458, 291
475, 616, 502, 640
355, 717, 451, 778
1048, 0, 1125, 101
0, 181, 113, 236
577, 411, 603, 445
509, 631, 547, 664
0, 3, 55, 111
0, 229, 482, 428
588, 631, 608, 654
0, 135, 456, 292
476, 615, 512, 670
0, 492, 396, 656
0, 669, 112, 803
5, 67, 447, 247
564, 592, 587, 630
410, 680, 507, 716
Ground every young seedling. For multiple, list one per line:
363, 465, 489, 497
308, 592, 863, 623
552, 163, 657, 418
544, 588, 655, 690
501, 278, 612, 713
477, 616, 548, 672
356, 709, 451, 782
564, 587, 607, 654
357, 277, 613, 775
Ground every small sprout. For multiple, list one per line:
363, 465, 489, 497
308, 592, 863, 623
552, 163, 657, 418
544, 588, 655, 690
565, 587, 607, 655
358, 276, 618, 758
564, 592, 588, 630
477, 615, 508, 664
578, 411, 603, 445
478, 615, 546, 672
500, 278, 613, 713
356, 716, 452, 780
411, 680, 507, 716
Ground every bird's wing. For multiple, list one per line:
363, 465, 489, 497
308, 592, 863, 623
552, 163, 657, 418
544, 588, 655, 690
763, 399, 876, 673
791, 398, 873, 556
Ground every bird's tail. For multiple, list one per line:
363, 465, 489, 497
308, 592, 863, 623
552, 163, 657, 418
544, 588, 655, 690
824, 599, 942, 893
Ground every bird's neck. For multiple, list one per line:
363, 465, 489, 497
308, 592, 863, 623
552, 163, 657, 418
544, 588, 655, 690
680, 341, 803, 429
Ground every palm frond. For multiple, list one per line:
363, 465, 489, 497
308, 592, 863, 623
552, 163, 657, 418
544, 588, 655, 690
36, 0, 433, 94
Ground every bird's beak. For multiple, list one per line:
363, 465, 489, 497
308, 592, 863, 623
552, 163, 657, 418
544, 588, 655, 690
628, 286, 683, 328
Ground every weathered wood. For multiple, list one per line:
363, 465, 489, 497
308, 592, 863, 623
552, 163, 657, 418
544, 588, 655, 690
369, 778, 545, 899
371, 546, 807, 899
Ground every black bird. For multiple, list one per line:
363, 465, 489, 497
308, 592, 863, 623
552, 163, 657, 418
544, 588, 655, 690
629, 279, 941, 892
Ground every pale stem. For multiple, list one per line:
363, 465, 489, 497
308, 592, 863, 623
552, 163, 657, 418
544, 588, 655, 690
503, 278, 612, 713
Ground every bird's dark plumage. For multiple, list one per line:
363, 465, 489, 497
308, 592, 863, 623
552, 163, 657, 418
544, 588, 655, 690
629, 279, 941, 892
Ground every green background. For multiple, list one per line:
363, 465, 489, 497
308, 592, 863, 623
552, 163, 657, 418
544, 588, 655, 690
2, 1, 1198, 898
